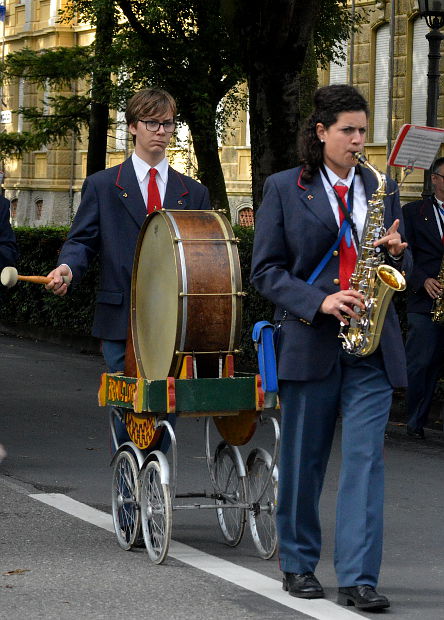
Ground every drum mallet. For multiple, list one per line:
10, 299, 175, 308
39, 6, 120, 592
0, 266, 70, 288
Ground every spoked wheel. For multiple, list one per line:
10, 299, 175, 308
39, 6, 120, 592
246, 448, 278, 559
213, 442, 247, 547
111, 450, 141, 550
140, 459, 172, 564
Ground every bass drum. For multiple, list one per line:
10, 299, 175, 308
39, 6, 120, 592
131, 210, 242, 380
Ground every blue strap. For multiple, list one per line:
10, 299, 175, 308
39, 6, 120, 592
252, 321, 278, 395
306, 220, 349, 285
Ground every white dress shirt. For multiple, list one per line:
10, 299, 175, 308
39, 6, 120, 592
131, 152, 169, 206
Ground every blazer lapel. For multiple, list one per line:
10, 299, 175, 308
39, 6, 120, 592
299, 171, 338, 235
164, 167, 189, 209
115, 158, 147, 227
421, 198, 444, 250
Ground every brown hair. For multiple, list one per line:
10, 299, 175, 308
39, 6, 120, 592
298, 84, 369, 182
125, 88, 177, 144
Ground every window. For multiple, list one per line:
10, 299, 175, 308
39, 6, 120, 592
115, 109, 127, 152
10, 198, 17, 220
35, 200, 43, 220
237, 206, 254, 227
373, 23, 390, 143
17, 78, 24, 133
411, 18, 429, 126
329, 42, 348, 85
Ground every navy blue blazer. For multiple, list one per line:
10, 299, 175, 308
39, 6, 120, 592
58, 157, 211, 340
251, 165, 412, 388
0, 196, 18, 274
403, 196, 444, 315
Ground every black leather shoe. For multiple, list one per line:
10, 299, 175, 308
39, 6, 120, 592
282, 572, 324, 599
338, 585, 390, 610
407, 425, 425, 439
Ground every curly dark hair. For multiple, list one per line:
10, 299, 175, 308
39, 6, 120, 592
298, 84, 369, 182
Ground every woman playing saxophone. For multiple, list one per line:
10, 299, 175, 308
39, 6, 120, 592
251, 84, 412, 610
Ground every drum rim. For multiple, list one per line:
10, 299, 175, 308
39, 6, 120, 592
131, 211, 182, 379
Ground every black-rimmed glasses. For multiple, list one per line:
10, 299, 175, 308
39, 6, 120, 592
138, 119, 176, 133
432, 172, 444, 180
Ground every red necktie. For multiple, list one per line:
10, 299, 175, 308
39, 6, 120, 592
334, 184, 357, 290
147, 168, 161, 214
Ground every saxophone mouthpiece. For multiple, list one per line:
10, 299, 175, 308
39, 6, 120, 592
354, 152, 367, 165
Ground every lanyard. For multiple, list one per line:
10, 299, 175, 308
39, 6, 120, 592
320, 164, 359, 248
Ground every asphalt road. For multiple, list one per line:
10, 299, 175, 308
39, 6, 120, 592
1, 334, 444, 620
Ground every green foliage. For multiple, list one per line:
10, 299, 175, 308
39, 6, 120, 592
114, 0, 245, 127
0, 46, 93, 88
0, 228, 97, 336
233, 225, 274, 371
0, 94, 91, 157
315, 0, 365, 68
0, 131, 45, 158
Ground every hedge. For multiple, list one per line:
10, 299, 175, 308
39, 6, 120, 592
0, 225, 273, 372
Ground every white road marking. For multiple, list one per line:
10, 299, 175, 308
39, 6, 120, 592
30, 493, 362, 620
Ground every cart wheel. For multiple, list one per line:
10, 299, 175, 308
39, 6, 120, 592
213, 442, 247, 547
111, 450, 141, 550
140, 459, 172, 564
246, 448, 278, 559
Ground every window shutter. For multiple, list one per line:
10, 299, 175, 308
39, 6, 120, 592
373, 24, 390, 143
411, 19, 429, 126
329, 42, 348, 85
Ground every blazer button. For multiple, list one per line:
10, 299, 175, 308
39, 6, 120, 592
333, 278, 340, 285
333, 250, 339, 256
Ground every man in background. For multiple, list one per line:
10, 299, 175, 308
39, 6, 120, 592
403, 157, 444, 439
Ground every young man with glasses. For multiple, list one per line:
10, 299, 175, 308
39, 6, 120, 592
403, 157, 444, 439
46, 88, 211, 447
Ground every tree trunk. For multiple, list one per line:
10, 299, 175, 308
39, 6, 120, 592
86, 2, 115, 176
248, 41, 318, 209
87, 99, 109, 176
186, 111, 230, 216
223, 0, 320, 209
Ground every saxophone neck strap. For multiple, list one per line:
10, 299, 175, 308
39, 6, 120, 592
319, 164, 359, 248
306, 220, 349, 285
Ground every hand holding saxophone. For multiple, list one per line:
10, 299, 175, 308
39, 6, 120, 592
425, 277, 443, 299
373, 218, 408, 257
320, 289, 365, 325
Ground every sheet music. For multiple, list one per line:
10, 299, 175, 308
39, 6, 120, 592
388, 124, 444, 169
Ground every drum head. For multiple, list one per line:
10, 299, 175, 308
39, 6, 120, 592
132, 212, 179, 380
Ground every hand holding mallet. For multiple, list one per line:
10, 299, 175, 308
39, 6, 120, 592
1, 266, 70, 291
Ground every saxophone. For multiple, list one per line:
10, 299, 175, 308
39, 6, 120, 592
431, 255, 444, 323
339, 152, 406, 356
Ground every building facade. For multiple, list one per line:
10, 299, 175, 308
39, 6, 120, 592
0, 0, 442, 226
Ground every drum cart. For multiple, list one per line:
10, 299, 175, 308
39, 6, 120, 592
99, 368, 279, 564
97, 209, 280, 564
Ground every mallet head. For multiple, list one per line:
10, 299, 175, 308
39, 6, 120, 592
1, 266, 18, 288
